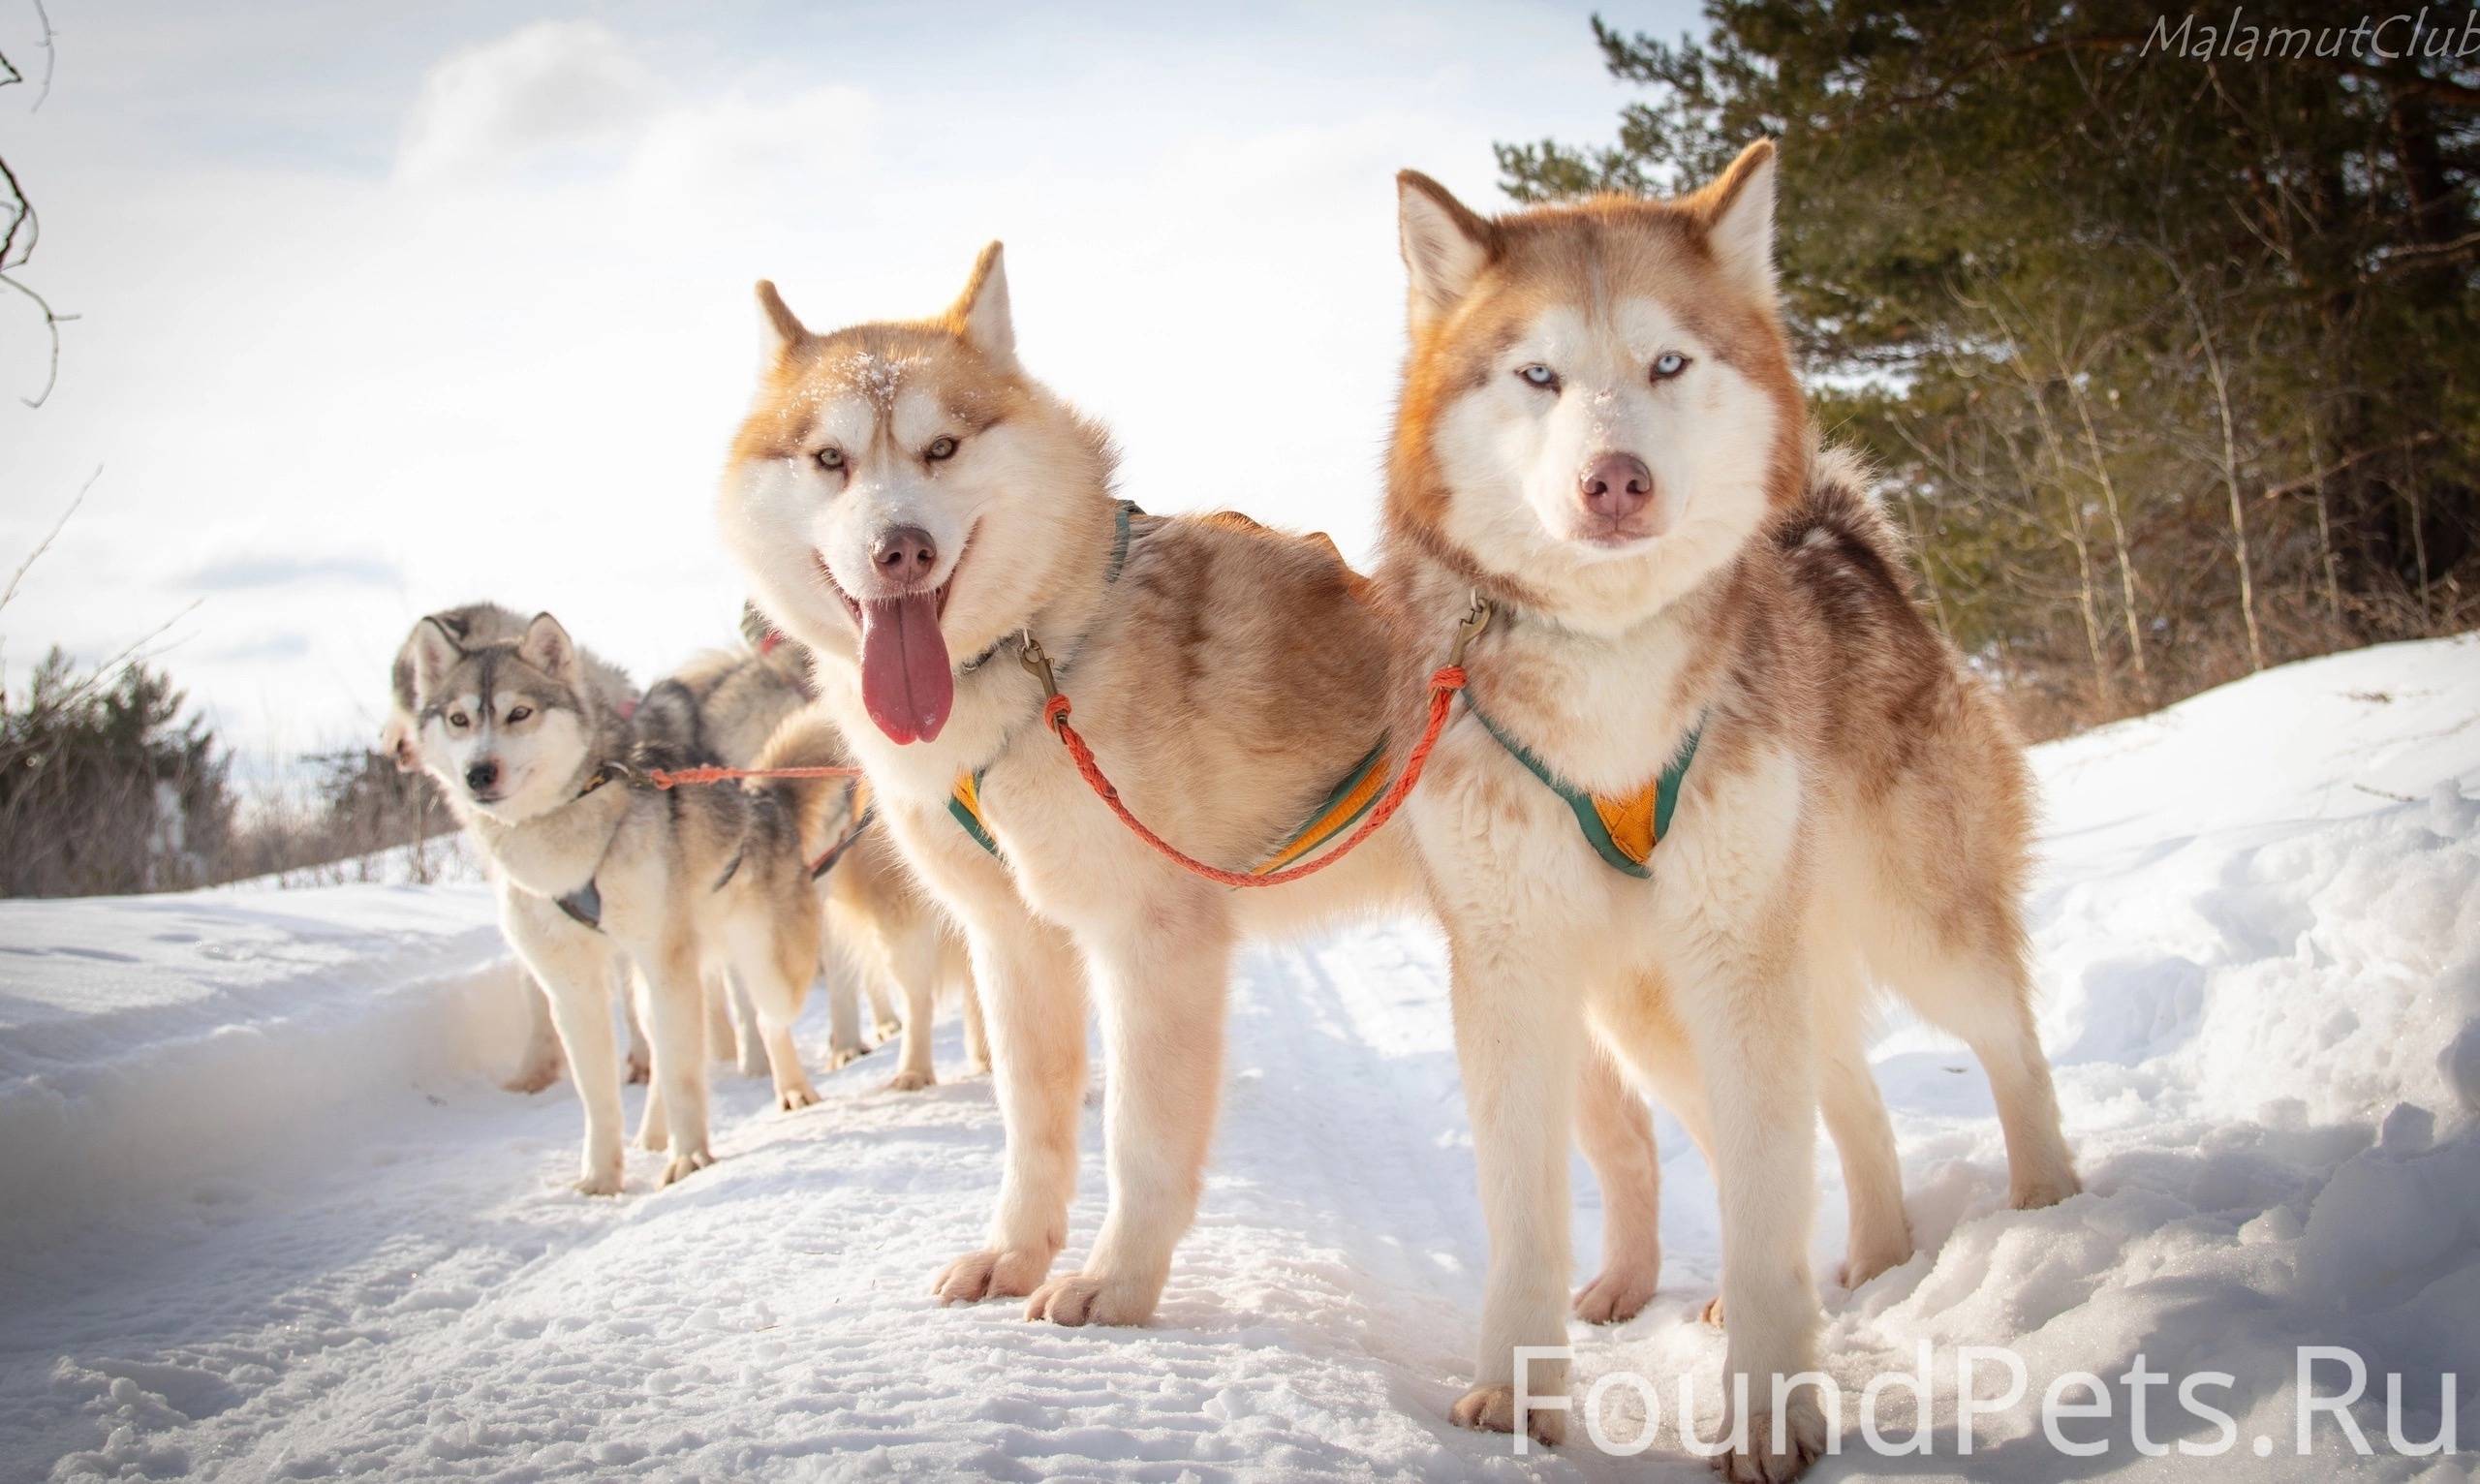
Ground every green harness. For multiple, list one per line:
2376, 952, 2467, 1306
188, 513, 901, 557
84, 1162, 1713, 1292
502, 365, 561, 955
1455, 598, 1703, 879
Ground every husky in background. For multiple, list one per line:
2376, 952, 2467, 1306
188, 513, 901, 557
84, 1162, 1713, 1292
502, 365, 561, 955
382, 602, 649, 1092
402, 611, 849, 1191
660, 624, 986, 1088
1380, 143, 2078, 1479
752, 704, 986, 1090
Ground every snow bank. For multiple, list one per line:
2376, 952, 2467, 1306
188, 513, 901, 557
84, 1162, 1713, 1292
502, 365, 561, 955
0, 881, 521, 1243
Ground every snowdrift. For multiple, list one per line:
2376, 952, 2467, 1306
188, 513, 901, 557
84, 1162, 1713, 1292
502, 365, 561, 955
1, 634, 2474, 1480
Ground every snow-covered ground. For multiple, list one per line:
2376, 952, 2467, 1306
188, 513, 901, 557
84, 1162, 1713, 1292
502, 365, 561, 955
2, 635, 2475, 1481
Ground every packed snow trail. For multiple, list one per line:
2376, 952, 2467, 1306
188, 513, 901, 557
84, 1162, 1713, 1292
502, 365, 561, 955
2, 634, 2476, 1481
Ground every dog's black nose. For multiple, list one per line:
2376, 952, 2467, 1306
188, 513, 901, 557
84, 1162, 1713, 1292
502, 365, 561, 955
465, 760, 500, 793
870, 525, 939, 588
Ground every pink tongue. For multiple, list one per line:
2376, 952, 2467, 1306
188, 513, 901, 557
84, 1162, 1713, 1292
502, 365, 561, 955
858, 593, 953, 744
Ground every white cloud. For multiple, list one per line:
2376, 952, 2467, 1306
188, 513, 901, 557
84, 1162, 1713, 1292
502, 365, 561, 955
396, 20, 670, 183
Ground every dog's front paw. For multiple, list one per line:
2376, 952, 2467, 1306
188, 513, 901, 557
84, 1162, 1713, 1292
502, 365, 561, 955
822, 1042, 869, 1070
1573, 1258, 1659, 1325
1837, 1234, 1912, 1291
2010, 1169, 2081, 1211
504, 1055, 562, 1096
884, 1067, 935, 1093
1452, 1384, 1566, 1445
1023, 1270, 1160, 1327
932, 1247, 1052, 1304
776, 1081, 821, 1112
573, 1157, 623, 1197
658, 1146, 714, 1188
1714, 1393, 1825, 1483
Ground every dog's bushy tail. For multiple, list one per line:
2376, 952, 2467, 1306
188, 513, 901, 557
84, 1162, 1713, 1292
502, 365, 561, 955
1766, 441, 1921, 609
749, 706, 862, 856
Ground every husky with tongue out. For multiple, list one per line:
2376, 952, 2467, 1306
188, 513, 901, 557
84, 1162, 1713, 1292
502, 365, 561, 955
717, 244, 1434, 1326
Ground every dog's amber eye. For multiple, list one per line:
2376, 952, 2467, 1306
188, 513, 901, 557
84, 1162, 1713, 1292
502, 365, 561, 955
506, 705, 532, 724
815, 447, 846, 471
1652, 352, 1690, 380
925, 436, 958, 461
1515, 363, 1559, 390
448, 712, 470, 729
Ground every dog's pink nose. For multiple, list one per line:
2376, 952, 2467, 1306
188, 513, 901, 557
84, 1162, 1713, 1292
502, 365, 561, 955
1580, 452, 1654, 523
870, 525, 939, 588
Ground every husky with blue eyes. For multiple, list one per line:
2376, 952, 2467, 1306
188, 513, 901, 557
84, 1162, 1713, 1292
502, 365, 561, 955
1379, 142, 2080, 1481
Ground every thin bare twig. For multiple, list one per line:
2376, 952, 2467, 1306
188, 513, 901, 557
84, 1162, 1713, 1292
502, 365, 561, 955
30, 0, 51, 110
0, 4, 68, 403
0, 463, 99, 613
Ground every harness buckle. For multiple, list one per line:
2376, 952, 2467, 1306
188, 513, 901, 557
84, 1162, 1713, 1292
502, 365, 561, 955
1448, 592, 1495, 668
1017, 631, 1060, 701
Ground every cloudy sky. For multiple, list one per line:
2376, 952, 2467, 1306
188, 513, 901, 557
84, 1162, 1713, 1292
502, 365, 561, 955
0, 0, 1698, 770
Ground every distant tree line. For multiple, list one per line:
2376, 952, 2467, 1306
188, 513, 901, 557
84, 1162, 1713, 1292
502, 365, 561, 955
0, 649, 452, 898
1501, 2, 2477, 733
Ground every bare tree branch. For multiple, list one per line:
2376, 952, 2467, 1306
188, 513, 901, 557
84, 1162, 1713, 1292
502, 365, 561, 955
0, 463, 99, 614
0, 6, 70, 406
29, 0, 51, 110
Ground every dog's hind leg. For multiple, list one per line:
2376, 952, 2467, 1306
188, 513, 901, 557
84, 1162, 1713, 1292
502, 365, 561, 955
1591, 974, 1729, 1324
820, 947, 868, 1069
622, 996, 652, 1085
1812, 960, 1912, 1289
706, 973, 739, 1067
745, 931, 820, 1112
884, 922, 943, 1093
635, 946, 715, 1187
931, 907, 1086, 1306
1570, 1040, 1661, 1324
1902, 946, 2079, 1210
866, 974, 902, 1045
722, 972, 769, 1077
958, 957, 991, 1076
1024, 891, 1234, 1328
504, 967, 565, 1095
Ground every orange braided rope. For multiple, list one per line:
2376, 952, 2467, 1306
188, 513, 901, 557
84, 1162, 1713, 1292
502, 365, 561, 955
1039, 665, 1467, 888
646, 762, 865, 789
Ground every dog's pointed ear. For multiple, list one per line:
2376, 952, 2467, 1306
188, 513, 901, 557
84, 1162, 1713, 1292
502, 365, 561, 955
944, 241, 1014, 367
1397, 170, 1497, 332
517, 612, 583, 689
410, 616, 464, 700
756, 279, 809, 370
1690, 139, 1779, 306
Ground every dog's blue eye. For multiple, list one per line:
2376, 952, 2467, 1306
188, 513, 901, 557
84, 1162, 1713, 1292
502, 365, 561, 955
448, 713, 470, 729
506, 705, 532, 724
815, 448, 846, 471
1516, 364, 1558, 389
1652, 353, 1690, 380
925, 436, 958, 461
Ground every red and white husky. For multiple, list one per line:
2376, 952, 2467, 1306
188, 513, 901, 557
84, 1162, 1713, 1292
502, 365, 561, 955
1378, 142, 2081, 1480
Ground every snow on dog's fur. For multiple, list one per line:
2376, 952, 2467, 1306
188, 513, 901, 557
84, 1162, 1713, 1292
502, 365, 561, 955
1379, 142, 2080, 1481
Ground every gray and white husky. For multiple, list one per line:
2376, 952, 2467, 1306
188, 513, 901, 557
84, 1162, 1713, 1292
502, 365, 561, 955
402, 610, 850, 1192
383, 602, 644, 1093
